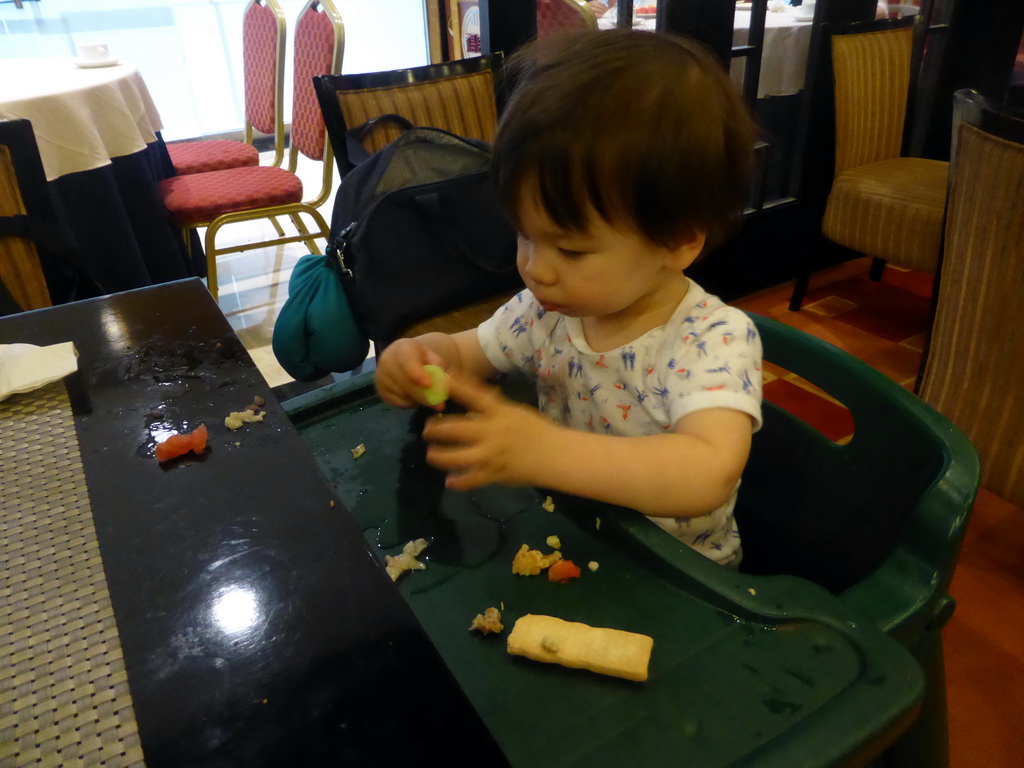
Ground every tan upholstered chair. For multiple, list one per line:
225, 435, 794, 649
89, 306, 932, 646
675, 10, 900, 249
315, 55, 502, 176
919, 89, 1024, 508
1, 119, 53, 312
313, 55, 514, 342
790, 17, 949, 309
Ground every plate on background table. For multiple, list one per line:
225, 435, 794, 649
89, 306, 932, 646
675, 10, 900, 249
74, 57, 120, 69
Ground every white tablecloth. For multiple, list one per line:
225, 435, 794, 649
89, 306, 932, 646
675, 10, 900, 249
598, 7, 813, 99
0, 58, 163, 181
733, 8, 814, 98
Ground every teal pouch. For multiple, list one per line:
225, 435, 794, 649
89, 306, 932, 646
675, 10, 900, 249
272, 254, 370, 381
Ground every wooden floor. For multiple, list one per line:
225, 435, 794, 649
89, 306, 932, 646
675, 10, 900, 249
733, 260, 1024, 768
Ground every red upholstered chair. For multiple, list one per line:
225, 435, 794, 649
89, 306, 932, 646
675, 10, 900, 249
536, 0, 597, 39
159, 0, 344, 300
166, 0, 286, 176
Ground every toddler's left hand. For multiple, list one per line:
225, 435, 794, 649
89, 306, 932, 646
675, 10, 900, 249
421, 373, 555, 491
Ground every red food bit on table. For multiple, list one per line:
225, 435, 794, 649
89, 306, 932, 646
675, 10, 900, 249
155, 424, 208, 462
548, 559, 581, 584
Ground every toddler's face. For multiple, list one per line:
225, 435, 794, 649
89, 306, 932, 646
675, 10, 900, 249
514, 192, 700, 321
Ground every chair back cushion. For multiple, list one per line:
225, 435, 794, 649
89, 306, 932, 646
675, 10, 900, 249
338, 70, 499, 156
243, 0, 283, 136
920, 120, 1024, 506
292, 1, 341, 161
832, 25, 913, 175
536, 0, 596, 39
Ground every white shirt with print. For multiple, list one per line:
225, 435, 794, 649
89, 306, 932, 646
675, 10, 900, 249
477, 280, 763, 566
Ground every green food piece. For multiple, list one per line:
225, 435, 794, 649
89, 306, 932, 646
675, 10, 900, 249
421, 364, 449, 405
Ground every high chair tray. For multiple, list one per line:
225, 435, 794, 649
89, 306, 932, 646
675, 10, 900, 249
285, 372, 925, 768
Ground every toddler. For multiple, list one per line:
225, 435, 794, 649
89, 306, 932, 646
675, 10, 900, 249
375, 29, 762, 567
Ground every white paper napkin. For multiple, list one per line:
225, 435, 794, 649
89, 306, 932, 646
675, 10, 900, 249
0, 342, 79, 401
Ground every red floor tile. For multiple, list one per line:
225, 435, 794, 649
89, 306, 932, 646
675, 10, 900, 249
762, 378, 855, 442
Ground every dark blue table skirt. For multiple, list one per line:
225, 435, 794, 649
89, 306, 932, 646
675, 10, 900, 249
46, 133, 204, 302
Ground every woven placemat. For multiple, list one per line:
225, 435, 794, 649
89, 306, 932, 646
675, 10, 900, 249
1, 382, 145, 768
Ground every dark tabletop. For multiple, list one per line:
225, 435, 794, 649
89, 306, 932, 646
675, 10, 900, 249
0, 278, 504, 767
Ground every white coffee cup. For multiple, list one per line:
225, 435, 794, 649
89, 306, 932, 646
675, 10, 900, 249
77, 42, 110, 62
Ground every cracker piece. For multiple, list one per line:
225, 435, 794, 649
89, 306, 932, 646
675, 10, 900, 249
506, 614, 652, 682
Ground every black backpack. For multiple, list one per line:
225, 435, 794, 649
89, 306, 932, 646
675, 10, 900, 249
326, 121, 521, 345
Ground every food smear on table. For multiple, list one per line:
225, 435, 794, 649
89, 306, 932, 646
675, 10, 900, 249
385, 538, 429, 582
225, 407, 265, 430
468, 607, 504, 635
548, 559, 581, 584
154, 423, 208, 462
507, 614, 653, 682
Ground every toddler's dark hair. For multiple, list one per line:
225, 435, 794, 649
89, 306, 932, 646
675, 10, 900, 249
492, 29, 756, 252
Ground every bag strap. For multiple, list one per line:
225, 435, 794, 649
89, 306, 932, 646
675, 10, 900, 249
345, 113, 417, 166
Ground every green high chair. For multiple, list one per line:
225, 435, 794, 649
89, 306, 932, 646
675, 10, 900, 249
739, 315, 980, 766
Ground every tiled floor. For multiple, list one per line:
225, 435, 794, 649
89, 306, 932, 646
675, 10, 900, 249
206, 150, 349, 390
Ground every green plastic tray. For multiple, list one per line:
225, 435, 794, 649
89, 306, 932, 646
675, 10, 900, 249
285, 374, 923, 768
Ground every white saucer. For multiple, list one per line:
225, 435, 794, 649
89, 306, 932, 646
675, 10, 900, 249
74, 57, 120, 69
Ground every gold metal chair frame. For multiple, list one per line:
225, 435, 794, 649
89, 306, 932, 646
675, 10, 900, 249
194, 0, 345, 300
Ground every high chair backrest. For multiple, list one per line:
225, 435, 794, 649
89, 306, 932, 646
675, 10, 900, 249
242, 0, 287, 164
314, 54, 503, 178
831, 19, 916, 175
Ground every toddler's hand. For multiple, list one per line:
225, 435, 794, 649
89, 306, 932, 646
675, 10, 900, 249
421, 373, 555, 490
375, 338, 449, 409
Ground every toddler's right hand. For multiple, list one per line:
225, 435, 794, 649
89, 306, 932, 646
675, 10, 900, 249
375, 338, 449, 409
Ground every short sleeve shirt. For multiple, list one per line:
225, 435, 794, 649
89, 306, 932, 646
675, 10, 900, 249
477, 280, 763, 565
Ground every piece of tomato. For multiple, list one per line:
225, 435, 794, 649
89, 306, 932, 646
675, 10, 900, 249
155, 424, 208, 462
548, 559, 581, 584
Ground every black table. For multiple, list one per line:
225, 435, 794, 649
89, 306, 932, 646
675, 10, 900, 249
0, 278, 500, 766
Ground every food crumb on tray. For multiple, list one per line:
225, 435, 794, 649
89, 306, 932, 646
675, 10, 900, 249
350, 443, 366, 459
588, 561, 600, 572
511, 543, 562, 576
385, 538, 429, 582
545, 534, 561, 549
542, 496, 556, 513
468, 607, 504, 635
507, 614, 653, 682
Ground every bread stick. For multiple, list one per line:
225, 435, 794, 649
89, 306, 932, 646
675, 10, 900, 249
506, 614, 653, 682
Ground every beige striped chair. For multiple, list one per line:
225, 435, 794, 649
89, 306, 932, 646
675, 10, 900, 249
1, 119, 53, 312
312, 55, 513, 341
314, 55, 503, 178
919, 89, 1024, 508
791, 17, 949, 309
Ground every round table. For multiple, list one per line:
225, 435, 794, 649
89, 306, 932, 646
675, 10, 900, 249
598, 7, 814, 99
0, 57, 163, 181
0, 57, 202, 300
733, 7, 814, 99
